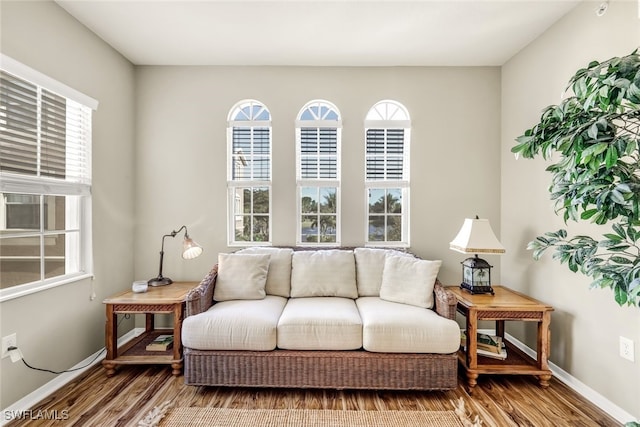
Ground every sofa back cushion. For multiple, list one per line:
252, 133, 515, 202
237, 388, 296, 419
354, 248, 413, 296
379, 256, 442, 309
237, 247, 293, 297
290, 249, 358, 298
213, 253, 270, 301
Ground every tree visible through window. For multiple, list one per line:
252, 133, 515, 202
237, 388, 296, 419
365, 100, 410, 246
227, 100, 271, 245
296, 100, 341, 244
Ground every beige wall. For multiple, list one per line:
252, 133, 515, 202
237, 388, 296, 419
133, 66, 502, 285
0, 1, 136, 407
502, 0, 640, 420
3, 0, 637, 421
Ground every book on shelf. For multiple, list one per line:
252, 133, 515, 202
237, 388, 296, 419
477, 346, 508, 360
460, 330, 505, 355
146, 334, 173, 351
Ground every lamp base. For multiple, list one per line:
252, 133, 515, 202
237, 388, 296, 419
148, 277, 173, 287
460, 283, 494, 295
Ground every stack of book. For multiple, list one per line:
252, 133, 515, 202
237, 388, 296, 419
460, 330, 507, 360
146, 334, 173, 351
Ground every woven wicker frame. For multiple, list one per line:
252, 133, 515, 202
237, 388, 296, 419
184, 349, 457, 390
183, 248, 459, 391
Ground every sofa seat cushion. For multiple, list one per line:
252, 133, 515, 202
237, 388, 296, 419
182, 296, 287, 351
277, 297, 362, 350
356, 297, 460, 354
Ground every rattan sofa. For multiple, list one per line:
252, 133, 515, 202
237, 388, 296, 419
182, 247, 460, 390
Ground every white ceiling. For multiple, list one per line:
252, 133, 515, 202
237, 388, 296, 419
55, 0, 584, 66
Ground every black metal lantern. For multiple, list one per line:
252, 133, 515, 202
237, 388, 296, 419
450, 217, 504, 296
460, 254, 494, 295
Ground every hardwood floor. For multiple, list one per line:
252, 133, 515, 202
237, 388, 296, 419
5, 364, 620, 427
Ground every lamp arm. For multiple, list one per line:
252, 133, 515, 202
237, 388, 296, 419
156, 225, 188, 279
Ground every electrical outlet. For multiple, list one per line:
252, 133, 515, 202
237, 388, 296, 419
2, 333, 17, 359
619, 336, 635, 362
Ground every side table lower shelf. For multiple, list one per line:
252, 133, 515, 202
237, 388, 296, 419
459, 340, 552, 383
103, 330, 183, 375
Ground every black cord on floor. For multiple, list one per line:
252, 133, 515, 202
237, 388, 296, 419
9, 346, 105, 375
8, 313, 131, 375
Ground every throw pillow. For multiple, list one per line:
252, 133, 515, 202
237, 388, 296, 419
379, 256, 442, 309
354, 248, 413, 296
290, 249, 358, 298
237, 247, 293, 297
213, 253, 270, 301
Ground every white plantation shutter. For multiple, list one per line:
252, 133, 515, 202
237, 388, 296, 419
365, 128, 405, 181
300, 127, 337, 179
0, 70, 93, 196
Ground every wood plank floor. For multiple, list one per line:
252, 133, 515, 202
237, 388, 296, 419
5, 364, 620, 427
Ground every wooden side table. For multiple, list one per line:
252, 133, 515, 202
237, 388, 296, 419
447, 285, 554, 392
102, 281, 198, 376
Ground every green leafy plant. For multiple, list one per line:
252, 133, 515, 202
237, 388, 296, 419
511, 50, 640, 307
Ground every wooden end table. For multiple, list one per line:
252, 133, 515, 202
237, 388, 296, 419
447, 285, 554, 392
102, 281, 198, 376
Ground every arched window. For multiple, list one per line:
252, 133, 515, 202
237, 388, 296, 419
227, 100, 271, 245
295, 100, 341, 245
364, 100, 410, 246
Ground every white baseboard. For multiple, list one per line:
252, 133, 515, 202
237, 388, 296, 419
2, 328, 636, 425
498, 330, 637, 425
1, 328, 144, 426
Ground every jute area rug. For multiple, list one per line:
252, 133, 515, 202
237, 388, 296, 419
138, 398, 483, 427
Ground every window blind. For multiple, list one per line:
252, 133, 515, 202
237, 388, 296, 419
300, 127, 337, 179
366, 128, 404, 180
0, 70, 92, 188
231, 126, 271, 181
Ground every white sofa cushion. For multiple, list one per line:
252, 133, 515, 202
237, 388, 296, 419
379, 256, 441, 309
354, 248, 413, 297
290, 250, 357, 298
182, 296, 287, 351
237, 247, 293, 297
214, 253, 270, 301
277, 297, 362, 350
356, 297, 460, 353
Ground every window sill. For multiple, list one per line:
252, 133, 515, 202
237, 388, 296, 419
0, 273, 93, 303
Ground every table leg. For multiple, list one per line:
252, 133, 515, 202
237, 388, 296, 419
496, 320, 505, 338
466, 372, 479, 393
171, 303, 184, 376
102, 304, 117, 377
466, 309, 478, 369
537, 311, 552, 387
145, 313, 154, 332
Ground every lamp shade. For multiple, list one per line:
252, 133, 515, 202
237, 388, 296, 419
182, 237, 203, 260
449, 218, 505, 254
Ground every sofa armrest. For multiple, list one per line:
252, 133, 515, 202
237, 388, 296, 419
185, 264, 218, 317
433, 279, 457, 320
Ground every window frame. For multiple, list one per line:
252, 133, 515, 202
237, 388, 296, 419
0, 55, 97, 302
295, 100, 342, 246
364, 100, 411, 247
226, 99, 272, 246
